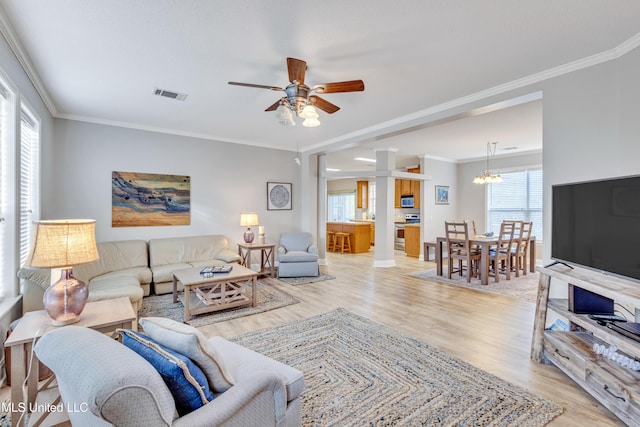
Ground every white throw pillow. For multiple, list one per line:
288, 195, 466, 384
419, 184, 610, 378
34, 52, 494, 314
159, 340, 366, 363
139, 317, 234, 392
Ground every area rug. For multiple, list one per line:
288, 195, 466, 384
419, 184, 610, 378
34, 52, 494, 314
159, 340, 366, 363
276, 273, 336, 286
409, 268, 539, 304
230, 308, 563, 426
138, 281, 299, 327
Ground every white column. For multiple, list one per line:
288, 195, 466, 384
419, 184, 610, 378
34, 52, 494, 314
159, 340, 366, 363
419, 155, 427, 259
317, 153, 328, 265
373, 148, 397, 267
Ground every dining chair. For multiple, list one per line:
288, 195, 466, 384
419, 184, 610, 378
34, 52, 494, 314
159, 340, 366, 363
445, 221, 481, 283
488, 221, 515, 282
510, 221, 532, 277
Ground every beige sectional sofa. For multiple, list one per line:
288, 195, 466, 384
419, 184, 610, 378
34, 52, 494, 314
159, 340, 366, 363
17, 234, 240, 315
149, 235, 241, 295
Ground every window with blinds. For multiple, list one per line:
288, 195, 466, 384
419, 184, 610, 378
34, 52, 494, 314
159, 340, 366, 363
487, 168, 542, 240
0, 84, 9, 298
328, 192, 356, 222
19, 105, 40, 267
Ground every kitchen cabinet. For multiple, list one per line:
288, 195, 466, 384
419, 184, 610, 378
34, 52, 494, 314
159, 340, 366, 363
394, 167, 421, 208
400, 179, 412, 196
412, 180, 420, 209
404, 224, 420, 257
356, 181, 368, 209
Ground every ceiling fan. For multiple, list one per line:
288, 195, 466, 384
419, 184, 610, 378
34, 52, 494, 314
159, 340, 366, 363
228, 57, 365, 127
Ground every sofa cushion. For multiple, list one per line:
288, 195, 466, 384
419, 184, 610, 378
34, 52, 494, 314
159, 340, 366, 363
92, 266, 152, 286
139, 317, 235, 393
278, 251, 318, 263
210, 336, 305, 402
149, 235, 233, 267
88, 276, 144, 305
151, 263, 192, 285
120, 329, 214, 416
74, 240, 149, 283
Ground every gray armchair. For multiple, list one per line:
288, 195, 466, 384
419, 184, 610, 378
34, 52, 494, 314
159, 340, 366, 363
277, 232, 319, 278
34, 325, 304, 426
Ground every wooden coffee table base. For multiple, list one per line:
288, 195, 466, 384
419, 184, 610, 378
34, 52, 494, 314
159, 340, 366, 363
172, 265, 258, 323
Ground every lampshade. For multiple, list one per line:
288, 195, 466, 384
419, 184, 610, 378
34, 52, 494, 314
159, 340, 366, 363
26, 219, 98, 326
240, 212, 259, 244
240, 212, 259, 227
26, 219, 99, 268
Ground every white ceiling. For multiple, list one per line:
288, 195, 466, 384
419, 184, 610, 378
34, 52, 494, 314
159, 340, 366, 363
1, 1, 639, 170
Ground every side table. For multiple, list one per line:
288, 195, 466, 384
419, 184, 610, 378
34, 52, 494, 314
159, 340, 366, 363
4, 297, 136, 427
237, 242, 276, 278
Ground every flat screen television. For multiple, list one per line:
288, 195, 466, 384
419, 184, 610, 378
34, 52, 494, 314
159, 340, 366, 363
552, 174, 640, 282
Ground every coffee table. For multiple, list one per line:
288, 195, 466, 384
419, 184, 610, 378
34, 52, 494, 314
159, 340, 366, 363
172, 264, 258, 323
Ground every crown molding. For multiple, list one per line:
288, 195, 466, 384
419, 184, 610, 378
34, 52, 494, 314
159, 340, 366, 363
308, 32, 640, 152
0, 5, 57, 116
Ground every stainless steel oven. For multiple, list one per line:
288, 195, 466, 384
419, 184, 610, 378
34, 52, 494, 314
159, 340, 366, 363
394, 223, 405, 250
394, 214, 420, 250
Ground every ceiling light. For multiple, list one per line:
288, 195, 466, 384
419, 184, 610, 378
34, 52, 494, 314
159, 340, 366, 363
302, 117, 321, 127
299, 105, 319, 119
276, 103, 296, 126
354, 157, 376, 163
473, 142, 503, 184
326, 168, 341, 172
274, 97, 321, 127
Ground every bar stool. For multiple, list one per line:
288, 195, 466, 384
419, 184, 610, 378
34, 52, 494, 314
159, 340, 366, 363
327, 231, 337, 252
334, 232, 352, 254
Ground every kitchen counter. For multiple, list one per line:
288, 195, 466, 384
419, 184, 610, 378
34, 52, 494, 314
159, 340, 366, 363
327, 222, 372, 253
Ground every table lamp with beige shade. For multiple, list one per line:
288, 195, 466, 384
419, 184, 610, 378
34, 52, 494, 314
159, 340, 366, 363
25, 219, 99, 326
240, 212, 259, 244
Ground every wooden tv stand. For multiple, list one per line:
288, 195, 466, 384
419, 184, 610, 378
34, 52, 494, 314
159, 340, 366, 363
532, 265, 640, 426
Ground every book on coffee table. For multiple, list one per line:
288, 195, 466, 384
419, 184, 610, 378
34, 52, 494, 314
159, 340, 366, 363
200, 265, 232, 274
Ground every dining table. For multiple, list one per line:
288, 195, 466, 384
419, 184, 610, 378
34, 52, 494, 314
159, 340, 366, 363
434, 235, 536, 285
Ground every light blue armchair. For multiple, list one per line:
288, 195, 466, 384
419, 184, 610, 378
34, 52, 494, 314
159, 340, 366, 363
277, 232, 319, 278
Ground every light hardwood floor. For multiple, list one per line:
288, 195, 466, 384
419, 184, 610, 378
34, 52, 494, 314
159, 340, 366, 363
0, 250, 623, 426
200, 250, 623, 426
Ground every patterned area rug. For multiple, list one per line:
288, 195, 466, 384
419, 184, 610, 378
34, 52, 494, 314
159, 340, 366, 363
276, 273, 336, 286
409, 268, 539, 304
230, 308, 563, 426
139, 281, 299, 327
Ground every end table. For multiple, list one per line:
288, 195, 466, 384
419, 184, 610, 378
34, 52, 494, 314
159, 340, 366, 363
237, 242, 276, 278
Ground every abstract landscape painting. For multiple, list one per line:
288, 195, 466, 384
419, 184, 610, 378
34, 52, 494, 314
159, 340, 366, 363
112, 171, 190, 227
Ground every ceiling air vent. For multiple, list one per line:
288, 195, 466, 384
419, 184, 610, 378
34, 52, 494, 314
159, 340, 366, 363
153, 88, 188, 101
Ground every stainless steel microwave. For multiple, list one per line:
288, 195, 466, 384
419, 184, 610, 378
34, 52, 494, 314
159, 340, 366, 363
400, 195, 414, 208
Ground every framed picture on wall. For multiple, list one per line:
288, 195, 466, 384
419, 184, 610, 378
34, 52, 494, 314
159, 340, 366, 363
435, 185, 449, 205
267, 182, 292, 210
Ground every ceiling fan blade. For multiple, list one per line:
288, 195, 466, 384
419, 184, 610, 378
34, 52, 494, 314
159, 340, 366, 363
287, 58, 307, 84
228, 82, 283, 91
265, 99, 282, 112
309, 95, 340, 114
313, 80, 365, 94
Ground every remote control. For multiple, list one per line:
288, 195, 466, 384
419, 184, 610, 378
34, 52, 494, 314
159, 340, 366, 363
588, 314, 627, 322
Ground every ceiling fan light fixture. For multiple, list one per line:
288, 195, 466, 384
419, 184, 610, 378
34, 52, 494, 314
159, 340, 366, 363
299, 105, 319, 119
276, 103, 296, 126
302, 117, 321, 128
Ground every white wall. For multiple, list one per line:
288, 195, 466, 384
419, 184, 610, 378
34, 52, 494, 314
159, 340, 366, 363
50, 119, 300, 245
457, 152, 543, 234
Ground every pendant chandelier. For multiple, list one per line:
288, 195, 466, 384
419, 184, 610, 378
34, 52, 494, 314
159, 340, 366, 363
473, 142, 503, 184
